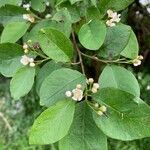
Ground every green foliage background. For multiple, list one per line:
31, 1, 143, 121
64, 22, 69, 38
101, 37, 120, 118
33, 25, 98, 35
0, 0, 150, 149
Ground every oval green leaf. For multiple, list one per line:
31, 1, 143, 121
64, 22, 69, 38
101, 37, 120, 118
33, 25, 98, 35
29, 99, 75, 144
59, 102, 107, 150
40, 68, 86, 107
78, 19, 106, 50
93, 88, 150, 140
99, 65, 140, 97
39, 28, 73, 62
10, 66, 35, 100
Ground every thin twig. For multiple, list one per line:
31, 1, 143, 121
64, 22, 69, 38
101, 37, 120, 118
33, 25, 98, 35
0, 112, 12, 131
72, 32, 85, 75
80, 52, 131, 64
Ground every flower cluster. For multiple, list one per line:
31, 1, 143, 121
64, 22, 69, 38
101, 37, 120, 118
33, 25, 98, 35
23, 14, 35, 23
87, 78, 100, 93
106, 9, 121, 27
132, 55, 143, 66
94, 103, 107, 116
20, 55, 35, 67
65, 84, 83, 101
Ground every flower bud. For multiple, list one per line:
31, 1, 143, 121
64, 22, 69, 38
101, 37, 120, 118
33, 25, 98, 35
99, 106, 107, 112
97, 111, 103, 116
29, 62, 35, 67
65, 91, 72, 97
94, 103, 99, 108
91, 87, 97, 93
76, 84, 82, 89
93, 83, 100, 89
88, 78, 94, 84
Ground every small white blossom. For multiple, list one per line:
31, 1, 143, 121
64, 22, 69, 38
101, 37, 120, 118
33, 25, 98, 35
23, 14, 35, 23
65, 91, 72, 97
24, 49, 29, 54
45, 14, 52, 19
99, 106, 107, 112
23, 43, 28, 50
29, 62, 35, 67
106, 9, 121, 27
46, 1, 50, 6
139, 0, 150, 6
76, 84, 82, 89
20, 55, 30, 65
20, 55, 35, 67
94, 103, 99, 108
72, 88, 83, 101
93, 83, 100, 89
88, 78, 94, 84
91, 87, 98, 93
23, 3, 31, 11
97, 111, 103, 116
106, 19, 116, 27
133, 55, 143, 66
146, 85, 150, 90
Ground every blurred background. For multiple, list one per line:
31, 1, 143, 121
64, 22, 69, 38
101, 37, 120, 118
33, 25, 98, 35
0, 0, 150, 149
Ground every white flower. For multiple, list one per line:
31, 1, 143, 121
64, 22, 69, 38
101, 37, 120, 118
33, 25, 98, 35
23, 43, 28, 50
91, 87, 97, 93
133, 59, 141, 66
45, 14, 52, 19
88, 78, 94, 84
29, 62, 35, 67
139, 0, 150, 6
24, 49, 29, 54
99, 106, 107, 112
97, 111, 103, 116
76, 84, 82, 89
133, 55, 143, 66
72, 88, 83, 101
65, 91, 72, 97
106, 19, 116, 27
23, 14, 35, 23
46, 1, 50, 6
20, 55, 30, 65
137, 55, 144, 60
106, 9, 121, 27
93, 83, 100, 89
20, 55, 35, 66
94, 103, 99, 108
146, 85, 150, 90
23, 4, 31, 11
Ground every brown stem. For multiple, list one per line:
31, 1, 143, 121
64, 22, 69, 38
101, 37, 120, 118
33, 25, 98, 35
72, 32, 85, 75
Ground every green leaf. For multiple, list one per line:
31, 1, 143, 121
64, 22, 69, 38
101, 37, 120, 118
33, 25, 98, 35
10, 66, 35, 100
31, 0, 46, 12
29, 99, 75, 144
59, 102, 107, 150
36, 61, 62, 94
1, 22, 30, 43
121, 30, 139, 59
39, 28, 73, 62
0, 5, 27, 25
93, 88, 150, 140
86, 6, 101, 20
0, 57, 22, 77
99, 65, 140, 97
78, 19, 106, 50
0, 43, 23, 60
0, 0, 22, 7
99, 24, 131, 58
0, 43, 23, 77
98, 0, 134, 16
40, 68, 86, 106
